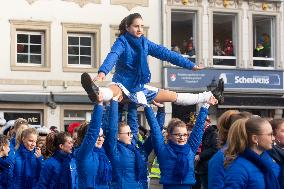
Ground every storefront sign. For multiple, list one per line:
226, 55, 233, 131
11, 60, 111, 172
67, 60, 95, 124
164, 68, 283, 92
4, 112, 41, 125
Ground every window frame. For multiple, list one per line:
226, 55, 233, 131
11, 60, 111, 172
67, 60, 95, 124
16, 31, 45, 66
67, 33, 94, 68
208, 8, 242, 68
212, 13, 237, 67
10, 20, 51, 72
60, 104, 93, 131
62, 23, 101, 73
165, 6, 202, 67
249, 12, 279, 69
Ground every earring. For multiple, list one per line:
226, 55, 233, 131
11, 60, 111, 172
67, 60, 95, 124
256, 141, 258, 147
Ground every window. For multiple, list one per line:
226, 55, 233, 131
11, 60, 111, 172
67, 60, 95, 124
10, 20, 51, 71
171, 10, 196, 63
17, 32, 44, 65
67, 34, 93, 66
62, 23, 101, 72
63, 109, 92, 131
213, 13, 236, 66
253, 15, 275, 68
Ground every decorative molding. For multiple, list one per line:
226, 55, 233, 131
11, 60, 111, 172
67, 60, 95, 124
25, 0, 39, 4
62, 0, 101, 7
208, 0, 239, 8
248, 0, 279, 11
167, 0, 201, 6
110, 0, 148, 10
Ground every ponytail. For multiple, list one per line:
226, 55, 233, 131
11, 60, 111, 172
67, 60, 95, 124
224, 118, 248, 167
44, 131, 71, 158
224, 117, 267, 167
118, 13, 142, 36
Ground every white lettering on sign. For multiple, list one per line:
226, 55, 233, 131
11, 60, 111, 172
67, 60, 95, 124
27, 117, 38, 123
235, 76, 269, 84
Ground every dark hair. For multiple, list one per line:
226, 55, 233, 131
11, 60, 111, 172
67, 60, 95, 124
76, 121, 89, 147
118, 13, 142, 36
44, 132, 71, 158
269, 119, 284, 135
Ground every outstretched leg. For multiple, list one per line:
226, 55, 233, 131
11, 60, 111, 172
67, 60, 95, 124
154, 89, 212, 105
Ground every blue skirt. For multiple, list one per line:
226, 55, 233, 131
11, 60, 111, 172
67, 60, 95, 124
110, 82, 159, 105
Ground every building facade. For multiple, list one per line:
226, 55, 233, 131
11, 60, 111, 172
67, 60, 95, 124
0, 0, 283, 130
163, 0, 284, 124
0, 0, 163, 130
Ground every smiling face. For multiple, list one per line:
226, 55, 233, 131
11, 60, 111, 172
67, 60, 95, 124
169, 127, 189, 145
118, 125, 133, 145
126, 17, 144, 38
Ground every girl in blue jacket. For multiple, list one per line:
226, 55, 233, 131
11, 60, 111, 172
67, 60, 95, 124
75, 93, 112, 189
37, 132, 77, 189
223, 117, 281, 189
13, 128, 43, 189
105, 96, 149, 189
81, 13, 212, 106
208, 110, 252, 189
0, 134, 13, 189
144, 96, 217, 189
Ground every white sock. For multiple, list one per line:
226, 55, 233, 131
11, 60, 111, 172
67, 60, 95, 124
175, 91, 213, 106
100, 87, 113, 102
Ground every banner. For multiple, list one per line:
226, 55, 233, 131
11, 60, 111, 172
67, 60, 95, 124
164, 68, 283, 92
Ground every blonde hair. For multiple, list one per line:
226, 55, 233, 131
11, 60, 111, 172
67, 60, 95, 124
218, 110, 253, 147
14, 118, 29, 131
15, 128, 37, 150
166, 118, 187, 140
224, 117, 267, 167
118, 122, 129, 132
217, 110, 239, 146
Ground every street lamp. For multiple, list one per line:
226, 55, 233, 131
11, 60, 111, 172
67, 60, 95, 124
207, 78, 218, 92
207, 78, 224, 104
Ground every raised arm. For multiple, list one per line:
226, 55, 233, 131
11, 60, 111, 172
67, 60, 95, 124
98, 38, 125, 76
147, 39, 196, 70
156, 106, 165, 130
142, 105, 165, 156
187, 94, 218, 154
77, 103, 103, 158
104, 99, 119, 159
127, 102, 139, 145
188, 105, 209, 154
144, 106, 166, 155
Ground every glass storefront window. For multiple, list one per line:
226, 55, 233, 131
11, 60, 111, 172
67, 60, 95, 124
253, 15, 275, 68
213, 13, 236, 66
64, 110, 91, 131
171, 10, 196, 63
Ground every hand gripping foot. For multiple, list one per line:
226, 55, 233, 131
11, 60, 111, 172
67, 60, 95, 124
81, 72, 99, 103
